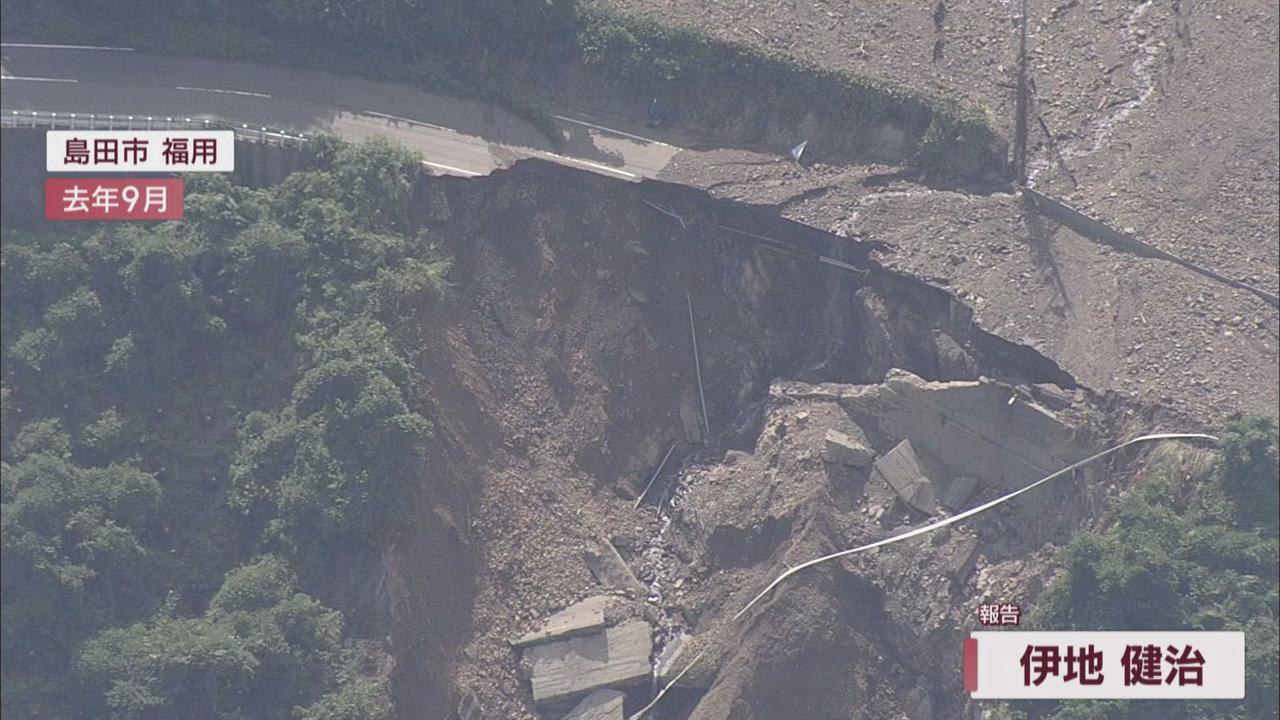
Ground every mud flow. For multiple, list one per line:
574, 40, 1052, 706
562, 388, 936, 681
385, 160, 1124, 720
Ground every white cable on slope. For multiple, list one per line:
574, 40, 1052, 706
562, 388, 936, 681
629, 431, 1217, 720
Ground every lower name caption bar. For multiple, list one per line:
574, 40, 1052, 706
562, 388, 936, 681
965, 631, 1245, 699
45, 178, 184, 221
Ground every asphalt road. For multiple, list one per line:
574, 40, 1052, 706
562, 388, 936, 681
0, 42, 687, 180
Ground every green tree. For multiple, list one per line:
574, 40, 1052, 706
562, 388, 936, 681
1, 420, 161, 715
2, 137, 444, 717
1030, 416, 1280, 720
81, 556, 386, 720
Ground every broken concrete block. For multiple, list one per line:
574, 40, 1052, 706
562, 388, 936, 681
902, 477, 937, 514
871, 439, 938, 514
584, 540, 646, 596
722, 449, 750, 466
563, 689, 625, 720
941, 475, 979, 511
875, 369, 1086, 501
1031, 382, 1077, 410
823, 429, 875, 467
943, 534, 980, 580
525, 620, 652, 709
513, 596, 609, 648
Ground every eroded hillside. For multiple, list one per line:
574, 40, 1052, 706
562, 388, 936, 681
379, 161, 1162, 720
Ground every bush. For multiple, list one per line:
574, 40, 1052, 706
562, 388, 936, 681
2, 137, 444, 715
1028, 417, 1280, 720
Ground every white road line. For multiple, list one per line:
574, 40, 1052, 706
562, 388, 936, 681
363, 110, 450, 133
1, 42, 134, 51
176, 86, 271, 99
1, 75, 78, 83
421, 159, 481, 177
548, 153, 638, 179
554, 114, 671, 147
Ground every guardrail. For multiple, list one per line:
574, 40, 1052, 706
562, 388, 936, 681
0, 110, 308, 148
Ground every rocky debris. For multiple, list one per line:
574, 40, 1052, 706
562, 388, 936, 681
941, 533, 980, 580
653, 631, 718, 689
523, 620, 653, 710
562, 689, 625, 720
934, 331, 979, 378
457, 688, 482, 720
822, 428, 875, 467
874, 370, 1086, 498
871, 439, 938, 514
940, 475, 978, 511
584, 540, 646, 597
513, 596, 610, 648
722, 449, 751, 465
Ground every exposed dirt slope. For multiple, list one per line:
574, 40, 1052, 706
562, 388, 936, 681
378, 161, 1134, 719
614, 0, 1278, 426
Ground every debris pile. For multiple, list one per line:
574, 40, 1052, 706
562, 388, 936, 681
514, 588, 654, 718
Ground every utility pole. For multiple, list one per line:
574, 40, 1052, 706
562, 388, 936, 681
1013, 0, 1030, 186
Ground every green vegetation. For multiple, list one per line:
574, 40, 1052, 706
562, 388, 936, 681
0, 0, 1001, 176
1016, 416, 1280, 720
1, 138, 446, 718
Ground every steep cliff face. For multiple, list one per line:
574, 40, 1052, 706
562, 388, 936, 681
372, 160, 1107, 719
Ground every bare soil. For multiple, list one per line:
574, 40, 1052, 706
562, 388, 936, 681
612, 0, 1279, 427
385, 161, 1112, 719
383, 3, 1277, 717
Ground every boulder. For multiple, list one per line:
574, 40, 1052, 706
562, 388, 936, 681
822, 429, 875, 467
871, 439, 938, 514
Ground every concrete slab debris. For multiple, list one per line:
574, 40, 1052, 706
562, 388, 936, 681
562, 689, 625, 720
942, 533, 980, 579
513, 596, 610, 648
1030, 382, 1078, 410
941, 475, 979, 511
822, 428, 875, 467
524, 620, 653, 709
584, 539, 646, 596
876, 370, 1080, 492
871, 439, 938, 514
